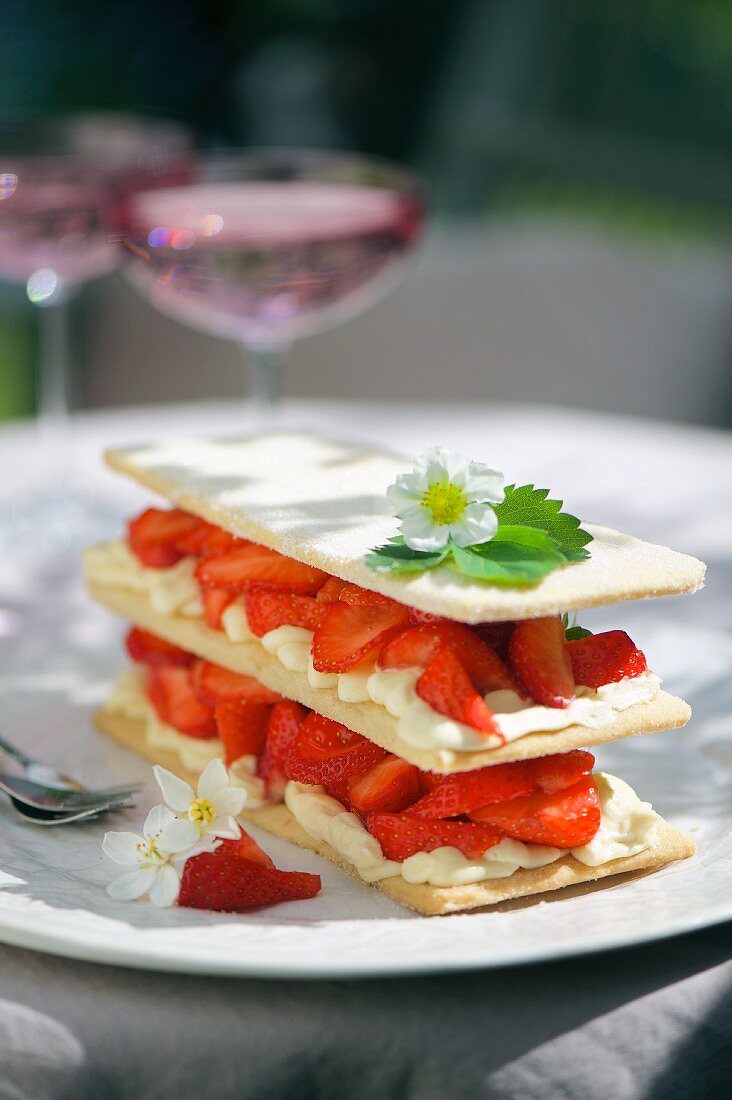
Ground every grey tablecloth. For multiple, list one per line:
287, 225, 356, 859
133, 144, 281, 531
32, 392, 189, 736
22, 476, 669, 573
1, 400, 731, 1099
1, 927, 730, 1100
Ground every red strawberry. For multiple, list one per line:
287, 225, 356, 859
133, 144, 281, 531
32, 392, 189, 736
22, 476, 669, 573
367, 813, 503, 861
234, 830, 275, 869
471, 776, 601, 848
347, 755, 422, 815
125, 627, 195, 668
258, 700, 308, 798
244, 590, 330, 637
416, 649, 501, 737
196, 544, 327, 595
311, 601, 410, 673
568, 630, 647, 689
191, 661, 281, 707
408, 609, 448, 625
178, 838, 321, 912
176, 520, 247, 558
215, 701, 271, 765
127, 508, 202, 568
286, 713, 385, 785
409, 750, 595, 819
316, 576, 350, 602
202, 587, 234, 630
377, 621, 517, 694
509, 616, 575, 707
146, 666, 217, 738
338, 583, 395, 607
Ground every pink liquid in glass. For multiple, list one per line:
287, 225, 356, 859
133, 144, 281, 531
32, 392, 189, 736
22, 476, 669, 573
122, 181, 424, 346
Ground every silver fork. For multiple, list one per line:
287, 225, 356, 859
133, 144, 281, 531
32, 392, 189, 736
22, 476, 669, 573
9, 797, 137, 826
0, 734, 142, 813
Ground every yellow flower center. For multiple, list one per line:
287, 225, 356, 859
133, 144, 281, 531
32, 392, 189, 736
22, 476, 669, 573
137, 837, 166, 865
189, 798, 217, 826
421, 481, 468, 526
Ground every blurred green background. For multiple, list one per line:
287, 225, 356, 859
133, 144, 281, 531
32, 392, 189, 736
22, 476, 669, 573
1, 0, 730, 421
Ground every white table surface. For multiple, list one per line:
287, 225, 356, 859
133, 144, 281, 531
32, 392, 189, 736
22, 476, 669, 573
0, 399, 730, 1100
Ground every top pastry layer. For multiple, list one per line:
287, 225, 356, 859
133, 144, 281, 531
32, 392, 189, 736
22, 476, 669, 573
105, 432, 705, 624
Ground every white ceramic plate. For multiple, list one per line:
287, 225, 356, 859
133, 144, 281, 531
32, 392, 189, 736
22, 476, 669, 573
0, 613, 730, 978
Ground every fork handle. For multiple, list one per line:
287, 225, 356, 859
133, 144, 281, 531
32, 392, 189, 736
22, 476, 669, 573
0, 734, 35, 769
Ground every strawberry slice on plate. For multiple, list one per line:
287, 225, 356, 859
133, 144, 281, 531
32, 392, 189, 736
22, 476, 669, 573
234, 830, 275, 869
408, 750, 595, 819
196, 544, 327, 595
244, 590, 330, 637
568, 630, 647, 689
311, 601, 410, 673
367, 813, 503, 861
202, 587, 234, 630
286, 713, 385, 785
416, 648, 502, 737
125, 627, 195, 668
146, 666, 217, 738
509, 616, 575, 707
178, 836, 321, 911
347, 754, 422, 815
215, 700, 272, 765
378, 621, 517, 694
471, 775, 601, 848
191, 661, 281, 707
127, 507, 202, 568
258, 700, 308, 798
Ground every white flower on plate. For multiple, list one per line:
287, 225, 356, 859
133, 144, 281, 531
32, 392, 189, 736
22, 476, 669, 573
102, 804, 214, 908
153, 758, 246, 841
386, 447, 505, 552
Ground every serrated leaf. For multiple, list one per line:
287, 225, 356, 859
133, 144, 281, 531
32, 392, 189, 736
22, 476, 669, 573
495, 484, 592, 559
451, 540, 564, 587
365, 538, 449, 574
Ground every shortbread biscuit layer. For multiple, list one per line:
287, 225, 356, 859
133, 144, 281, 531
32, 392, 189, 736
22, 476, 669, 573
94, 708, 696, 916
104, 433, 705, 623
87, 578, 691, 774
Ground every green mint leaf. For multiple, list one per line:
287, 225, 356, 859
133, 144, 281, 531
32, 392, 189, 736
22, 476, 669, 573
451, 540, 564, 588
565, 625, 593, 641
495, 485, 592, 561
365, 537, 450, 574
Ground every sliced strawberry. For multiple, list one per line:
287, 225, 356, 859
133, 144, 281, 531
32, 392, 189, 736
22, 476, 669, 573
202, 587, 234, 630
176, 520, 247, 558
258, 700, 308, 799
367, 813, 503, 861
215, 700, 271, 765
409, 750, 595, 819
471, 775, 601, 848
509, 616, 575, 708
286, 713, 385, 785
338, 583, 395, 607
244, 589, 330, 637
191, 661, 281, 707
196, 544, 327, 595
178, 838, 321, 911
146, 666, 217, 738
316, 576, 350, 602
408, 609, 447, 625
347, 755, 422, 815
377, 621, 517, 694
127, 507, 201, 568
234, 829, 275, 869
568, 630, 647, 689
474, 621, 515, 661
416, 649, 501, 737
125, 627, 195, 668
311, 601, 410, 673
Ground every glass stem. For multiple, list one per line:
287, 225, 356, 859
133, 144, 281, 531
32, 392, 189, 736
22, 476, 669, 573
37, 299, 73, 452
243, 342, 291, 419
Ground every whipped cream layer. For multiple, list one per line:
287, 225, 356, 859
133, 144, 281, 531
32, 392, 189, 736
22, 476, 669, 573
87, 542, 661, 754
285, 773, 663, 887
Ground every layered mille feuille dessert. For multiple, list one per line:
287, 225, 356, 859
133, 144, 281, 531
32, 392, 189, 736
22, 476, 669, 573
84, 434, 705, 915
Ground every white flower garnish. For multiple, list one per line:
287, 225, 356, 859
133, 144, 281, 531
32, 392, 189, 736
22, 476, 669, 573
386, 447, 505, 552
102, 805, 215, 908
153, 758, 247, 841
